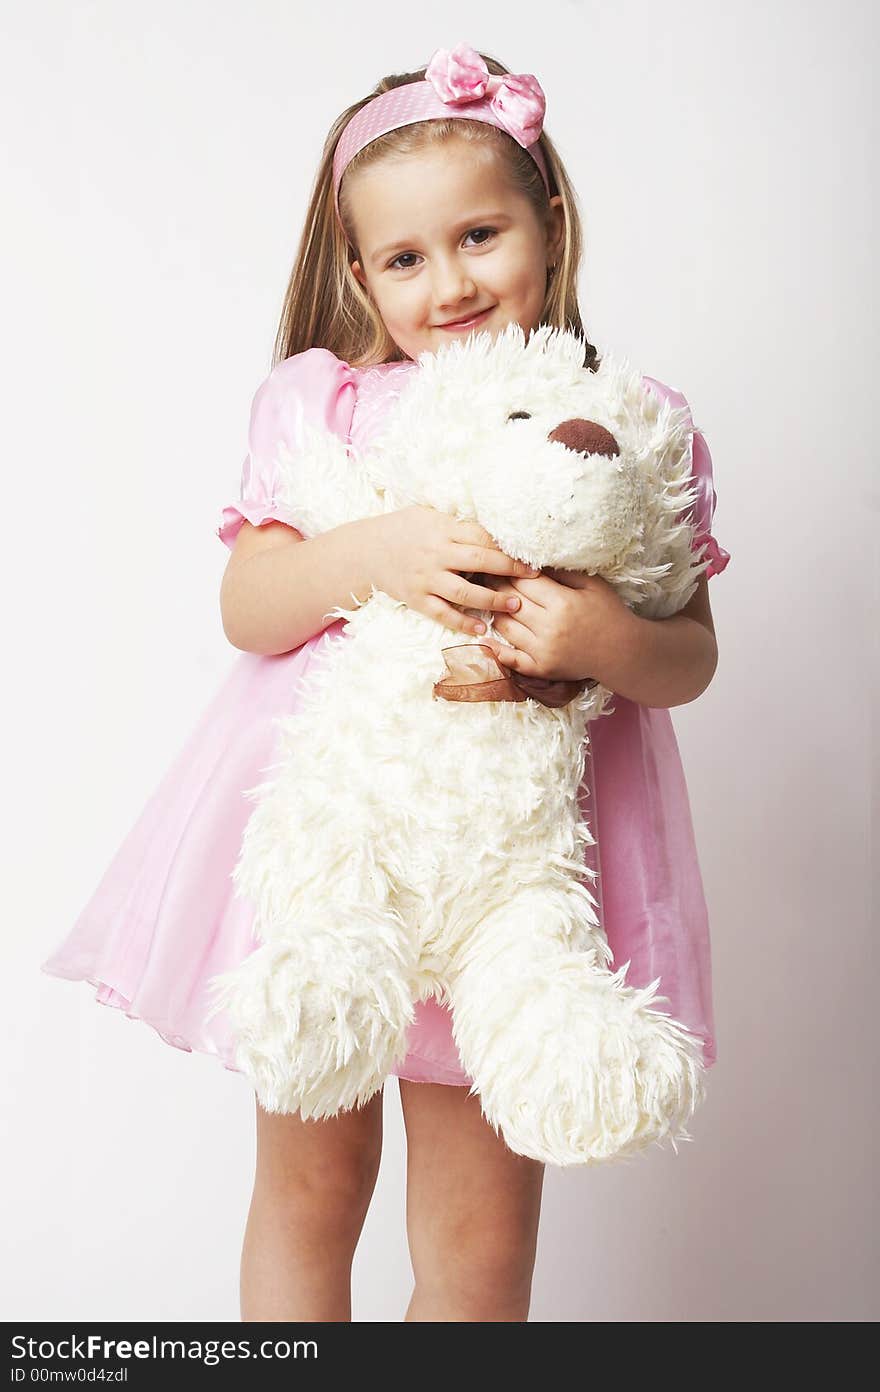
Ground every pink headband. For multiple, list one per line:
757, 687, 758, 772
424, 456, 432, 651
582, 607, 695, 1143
332, 42, 551, 219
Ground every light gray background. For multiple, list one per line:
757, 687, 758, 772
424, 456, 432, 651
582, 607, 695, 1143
5, 0, 876, 1321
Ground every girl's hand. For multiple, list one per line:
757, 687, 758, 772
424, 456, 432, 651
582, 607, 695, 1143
478, 567, 637, 683
365, 506, 541, 637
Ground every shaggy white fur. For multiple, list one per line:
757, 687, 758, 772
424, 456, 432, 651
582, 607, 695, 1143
206, 322, 712, 1167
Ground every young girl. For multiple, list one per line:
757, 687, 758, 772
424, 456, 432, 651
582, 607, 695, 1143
41, 42, 730, 1322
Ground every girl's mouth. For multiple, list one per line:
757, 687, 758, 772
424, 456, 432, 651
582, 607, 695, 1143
436, 306, 494, 331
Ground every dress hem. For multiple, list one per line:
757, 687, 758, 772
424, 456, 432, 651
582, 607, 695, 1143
40, 959, 715, 1079
39, 960, 476, 1088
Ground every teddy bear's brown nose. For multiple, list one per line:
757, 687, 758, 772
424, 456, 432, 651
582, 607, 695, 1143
548, 419, 620, 458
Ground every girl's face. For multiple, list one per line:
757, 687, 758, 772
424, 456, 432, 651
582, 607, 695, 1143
347, 141, 565, 362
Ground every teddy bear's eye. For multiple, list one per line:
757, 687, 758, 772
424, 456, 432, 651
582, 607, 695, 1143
507, 410, 532, 422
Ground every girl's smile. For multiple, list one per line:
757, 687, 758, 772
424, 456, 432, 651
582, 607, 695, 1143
435, 305, 495, 331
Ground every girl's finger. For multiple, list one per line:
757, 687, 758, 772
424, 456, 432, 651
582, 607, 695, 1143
427, 595, 488, 637
458, 545, 540, 579
447, 575, 522, 616
492, 610, 535, 645
487, 641, 521, 671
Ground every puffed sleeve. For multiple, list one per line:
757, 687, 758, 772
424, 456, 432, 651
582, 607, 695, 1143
642, 374, 730, 579
688, 426, 731, 579
216, 347, 358, 550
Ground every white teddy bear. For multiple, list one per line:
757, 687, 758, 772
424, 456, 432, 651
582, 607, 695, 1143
206, 321, 711, 1167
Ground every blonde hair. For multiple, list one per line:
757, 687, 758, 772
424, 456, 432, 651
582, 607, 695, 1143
270, 50, 601, 373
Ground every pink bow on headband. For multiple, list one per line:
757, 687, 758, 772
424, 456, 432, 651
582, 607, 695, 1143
424, 43, 546, 150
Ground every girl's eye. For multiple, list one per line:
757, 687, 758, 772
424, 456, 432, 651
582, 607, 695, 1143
463, 227, 496, 248
508, 411, 532, 422
388, 227, 497, 271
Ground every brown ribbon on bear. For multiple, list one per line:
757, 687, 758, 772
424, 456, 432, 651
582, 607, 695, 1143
432, 644, 596, 710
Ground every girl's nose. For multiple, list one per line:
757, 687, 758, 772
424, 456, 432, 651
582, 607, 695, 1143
434, 264, 478, 308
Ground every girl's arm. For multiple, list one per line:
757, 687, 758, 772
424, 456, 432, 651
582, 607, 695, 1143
220, 517, 383, 655
220, 509, 538, 657
596, 577, 718, 708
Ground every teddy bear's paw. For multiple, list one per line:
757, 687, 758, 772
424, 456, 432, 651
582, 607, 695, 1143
205, 928, 416, 1118
452, 958, 707, 1167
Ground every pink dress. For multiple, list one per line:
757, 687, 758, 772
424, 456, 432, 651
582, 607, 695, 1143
40, 347, 730, 1088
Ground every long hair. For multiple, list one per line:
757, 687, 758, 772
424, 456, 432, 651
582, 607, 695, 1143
270, 51, 600, 372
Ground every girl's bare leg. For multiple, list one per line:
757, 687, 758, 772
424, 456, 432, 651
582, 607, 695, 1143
240, 1087, 384, 1321
398, 1079, 545, 1322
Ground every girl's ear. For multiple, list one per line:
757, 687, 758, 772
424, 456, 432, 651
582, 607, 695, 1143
350, 259, 366, 291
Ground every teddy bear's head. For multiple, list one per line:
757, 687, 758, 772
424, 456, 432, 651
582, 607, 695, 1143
366, 321, 702, 606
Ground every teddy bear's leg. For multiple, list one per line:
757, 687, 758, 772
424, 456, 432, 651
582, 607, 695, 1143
444, 883, 708, 1167
205, 896, 418, 1120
